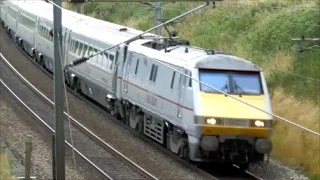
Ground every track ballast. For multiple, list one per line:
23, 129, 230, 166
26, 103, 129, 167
0, 55, 158, 180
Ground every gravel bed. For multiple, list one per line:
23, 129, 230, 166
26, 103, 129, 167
0, 27, 311, 180
249, 160, 309, 180
0, 87, 103, 180
0, 59, 154, 179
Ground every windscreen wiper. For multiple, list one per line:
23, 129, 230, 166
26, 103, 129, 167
234, 80, 245, 94
220, 80, 229, 92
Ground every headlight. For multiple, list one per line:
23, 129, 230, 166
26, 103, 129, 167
254, 120, 265, 127
206, 118, 216, 125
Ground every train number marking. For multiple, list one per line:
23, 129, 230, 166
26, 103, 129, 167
146, 94, 157, 106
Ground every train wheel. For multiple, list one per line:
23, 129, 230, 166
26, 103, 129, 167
33, 56, 37, 62
124, 104, 130, 125
72, 78, 81, 94
238, 164, 249, 170
137, 117, 144, 134
75, 80, 81, 94
179, 140, 190, 161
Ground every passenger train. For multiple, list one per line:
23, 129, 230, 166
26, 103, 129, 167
0, 0, 273, 169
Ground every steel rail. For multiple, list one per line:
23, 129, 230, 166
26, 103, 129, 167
0, 53, 158, 180
0, 79, 113, 180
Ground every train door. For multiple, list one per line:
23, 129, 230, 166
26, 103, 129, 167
14, 7, 19, 34
33, 16, 40, 53
115, 44, 127, 99
111, 46, 120, 95
177, 68, 187, 120
32, 14, 38, 52
63, 28, 72, 66
123, 51, 132, 98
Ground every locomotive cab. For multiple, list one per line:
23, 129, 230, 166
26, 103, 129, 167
189, 54, 273, 166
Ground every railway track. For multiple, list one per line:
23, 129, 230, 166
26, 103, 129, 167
0, 26, 262, 180
0, 55, 158, 180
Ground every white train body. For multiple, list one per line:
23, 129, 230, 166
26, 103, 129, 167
1, 0, 274, 167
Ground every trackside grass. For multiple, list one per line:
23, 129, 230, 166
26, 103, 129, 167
64, 0, 320, 178
0, 149, 15, 180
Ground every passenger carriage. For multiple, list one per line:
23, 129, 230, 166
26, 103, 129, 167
2, 0, 18, 38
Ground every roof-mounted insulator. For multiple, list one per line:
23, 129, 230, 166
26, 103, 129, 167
119, 28, 128, 32
205, 50, 231, 55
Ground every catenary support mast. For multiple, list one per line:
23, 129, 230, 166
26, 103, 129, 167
53, 0, 65, 179
154, 0, 161, 35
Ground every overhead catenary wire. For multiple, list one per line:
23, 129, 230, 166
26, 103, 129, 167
47, 0, 320, 136
261, 66, 320, 82
48, 0, 210, 66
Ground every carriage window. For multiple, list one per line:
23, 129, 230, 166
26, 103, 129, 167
82, 44, 88, 57
77, 43, 83, 56
43, 28, 48, 39
91, 48, 98, 64
134, 59, 139, 75
73, 40, 78, 54
30, 20, 34, 29
41, 27, 45, 38
149, 64, 158, 82
29, 20, 32, 28
26, 18, 30, 28
30, 20, 33, 29
171, 71, 176, 89
26, 18, 29, 28
49, 32, 53, 42
189, 72, 192, 87
109, 54, 115, 61
43, 27, 47, 38
149, 65, 155, 81
45, 29, 50, 40
96, 50, 103, 66
87, 46, 93, 56
108, 54, 114, 70
71, 40, 76, 53
39, 26, 43, 36
73, 41, 79, 54
8, 7, 16, 19
103, 53, 109, 69
69, 40, 74, 53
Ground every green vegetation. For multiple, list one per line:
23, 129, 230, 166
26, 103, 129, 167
64, 0, 320, 178
66, 0, 320, 103
0, 149, 15, 180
